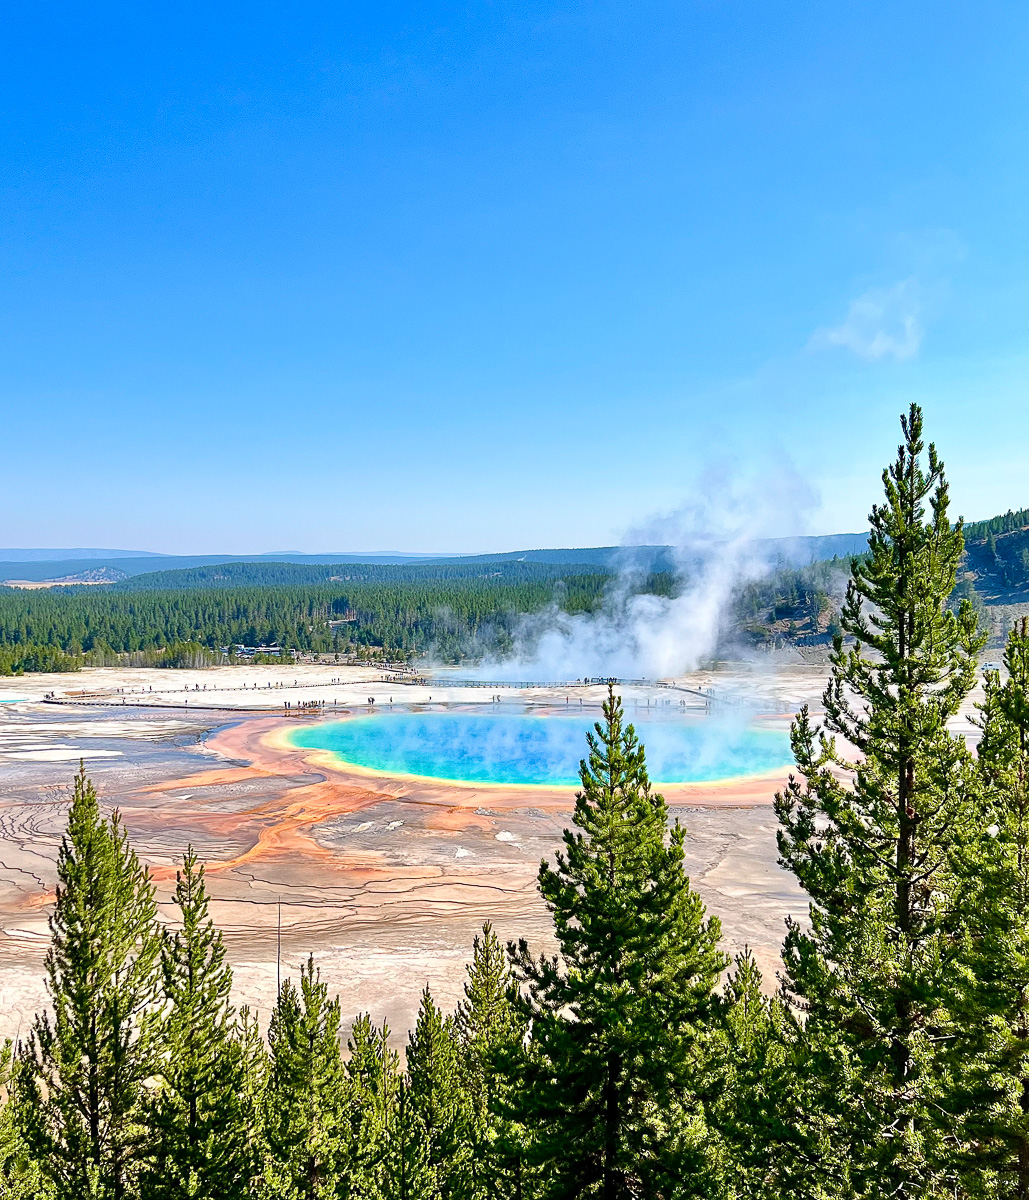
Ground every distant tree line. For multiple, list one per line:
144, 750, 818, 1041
0, 576, 611, 673
116, 560, 611, 591
963, 505, 1029, 541
4, 408, 1029, 1197
0, 640, 233, 676
0, 561, 849, 675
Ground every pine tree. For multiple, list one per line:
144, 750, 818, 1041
510, 685, 726, 1199
380, 1077, 437, 1200
341, 1013, 394, 1197
341, 1013, 436, 1200
709, 949, 795, 1200
21, 765, 161, 1200
453, 924, 531, 1200
237, 1004, 269, 1183
263, 956, 346, 1199
406, 987, 470, 1198
143, 847, 256, 1199
775, 404, 985, 1197
0, 1041, 44, 1199
955, 616, 1029, 1196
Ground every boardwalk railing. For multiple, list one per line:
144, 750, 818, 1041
410, 676, 653, 689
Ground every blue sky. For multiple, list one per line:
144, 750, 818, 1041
3, 1, 1028, 553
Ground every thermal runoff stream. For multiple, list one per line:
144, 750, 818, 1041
289, 710, 792, 787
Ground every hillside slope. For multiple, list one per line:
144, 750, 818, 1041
960, 506, 1029, 600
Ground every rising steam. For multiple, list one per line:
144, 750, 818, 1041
473, 462, 818, 681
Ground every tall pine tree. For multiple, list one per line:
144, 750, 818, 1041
21, 765, 161, 1200
342, 1015, 435, 1200
237, 1004, 269, 1186
381, 1078, 437, 1200
406, 987, 470, 1198
143, 847, 257, 1199
454, 923, 531, 1200
0, 1041, 43, 1199
775, 404, 985, 1197
341, 1013, 397, 1198
510, 686, 725, 1199
263, 956, 346, 1199
709, 949, 796, 1200
957, 616, 1029, 1196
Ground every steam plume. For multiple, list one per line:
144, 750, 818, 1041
474, 461, 818, 681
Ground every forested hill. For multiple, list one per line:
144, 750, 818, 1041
963, 506, 1029, 540
114, 559, 607, 590
960, 506, 1029, 598
0, 574, 612, 673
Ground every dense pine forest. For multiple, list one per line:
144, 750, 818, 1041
0, 573, 613, 674
4, 407, 1029, 1197
115, 560, 611, 590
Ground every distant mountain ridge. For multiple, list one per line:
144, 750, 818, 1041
0, 548, 163, 562
0, 552, 455, 583
443, 534, 870, 569
0, 534, 872, 585
8, 517, 1026, 603
0, 548, 453, 565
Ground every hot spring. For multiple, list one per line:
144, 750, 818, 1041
288, 710, 792, 787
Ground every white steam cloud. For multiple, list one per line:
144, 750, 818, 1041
472, 462, 818, 682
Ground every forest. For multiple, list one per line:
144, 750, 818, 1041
962, 516, 1029, 596
115, 559, 611, 590
0, 562, 824, 676
0, 574, 612, 674
4, 407, 1029, 1198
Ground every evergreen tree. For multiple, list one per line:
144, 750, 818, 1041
775, 404, 986, 1197
341, 1014, 395, 1198
0, 1041, 45, 1199
709, 949, 795, 1200
263, 957, 346, 1199
406, 987, 469, 1198
143, 847, 256, 1199
21, 765, 161, 1200
453, 924, 531, 1200
342, 1012, 437, 1200
237, 1004, 269, 1184
510, 686, 725, 1199
956, 616, 1029, 1197
380, 1078, 436, 1200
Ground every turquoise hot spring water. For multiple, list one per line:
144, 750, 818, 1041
289, 710, 793, 787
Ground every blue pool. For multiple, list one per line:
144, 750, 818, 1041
289, 711, 792, 787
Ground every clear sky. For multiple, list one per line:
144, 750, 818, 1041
3, 2, 1028, 553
